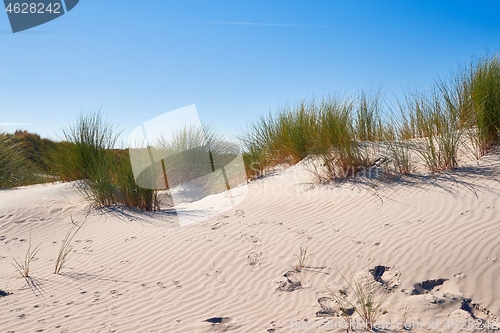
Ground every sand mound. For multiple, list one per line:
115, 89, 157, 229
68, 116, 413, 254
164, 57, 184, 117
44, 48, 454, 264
1, 153, 500, 332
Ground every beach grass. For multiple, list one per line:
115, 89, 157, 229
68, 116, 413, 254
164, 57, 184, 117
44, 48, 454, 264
0, 131, 53, 187
469, 54, 500, 156
294, 244, 310, 272
240, 100, 320, 175
50, 111, 160, 211
242, 54, 500, 179
2, 52, 500, 190
328, 271, 387, 331
54, 216, 85, 274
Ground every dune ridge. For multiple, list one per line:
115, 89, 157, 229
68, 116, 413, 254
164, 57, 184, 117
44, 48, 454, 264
1, 152, 500, 332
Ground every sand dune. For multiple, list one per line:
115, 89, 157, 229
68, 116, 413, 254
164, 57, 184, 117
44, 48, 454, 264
1, 153, 500, 332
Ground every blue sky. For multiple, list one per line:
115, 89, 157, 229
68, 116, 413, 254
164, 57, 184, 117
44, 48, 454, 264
0, 1, 499, 145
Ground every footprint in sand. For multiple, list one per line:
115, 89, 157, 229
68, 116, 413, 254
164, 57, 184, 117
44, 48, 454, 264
411, 278, 447, 295
172, 280, 182, 289
240, 234, 260, 243
369, 265, 401, 290
276, 271, 304, 292
482, 257, 497, 263
211, 220, 228, 230
316, 296, 338, 316
453, 272, 466, 279
247, 252, 262, 266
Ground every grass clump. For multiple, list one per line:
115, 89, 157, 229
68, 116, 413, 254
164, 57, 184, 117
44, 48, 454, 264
12, 228, 39, 278
315, 96, 373, 181
54, 216, 85, 274
242, 53, 500, 179
401, 86, 467, 173
294, 244, 310, 272
328, 271, 387, 331
241, 100, 320, 176
12, 226, 44, 296
0, 131, 52, 187
58, 111, 118, 206
469, 54, 500, 155
242, 95, 381, 182
51, 111, 159, 211
0, 132, 26, 187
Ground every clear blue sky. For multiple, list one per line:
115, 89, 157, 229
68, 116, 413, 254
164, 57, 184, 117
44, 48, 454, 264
1, 1, 499, 145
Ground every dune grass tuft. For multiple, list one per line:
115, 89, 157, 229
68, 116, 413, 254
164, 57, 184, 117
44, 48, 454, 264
242, 53, 500, 179
54, 216, 85, 274
469, 54, 500, 155
12, 228, 39, 278
294, 244, 310, 272
328, 271, 387, 331
12, 226, 44, 296
51, 111, 160, 211
0, 131, 49, 187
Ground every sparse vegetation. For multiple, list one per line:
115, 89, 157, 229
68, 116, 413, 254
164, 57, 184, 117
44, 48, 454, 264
51, 111, 160, 211
242, 53, 500, 180
294, 244, 310, 272
1, 53, 500, 190
12, 227, 39, 279
54, 216, 85, 274
328, 271, 387, 331
11, 226, 44, 296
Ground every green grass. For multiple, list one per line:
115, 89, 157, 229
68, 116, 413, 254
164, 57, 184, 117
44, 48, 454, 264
242, 53, 500, 179
0, 131, 54, 188
3, 52, 500, 188
401, 87, 466, 173
0, 132, 26, 187
469, 54, 500, 155
242, 95, 380, 181
316, 96, 372, 180
51, 111, 160, 211
241, 100, 320, 176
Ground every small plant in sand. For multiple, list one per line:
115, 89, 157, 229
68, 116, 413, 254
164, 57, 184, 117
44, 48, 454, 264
12, 226, 44, 296
12, 227, 39, 278
294, 244, 310, 272
400, 301, 413, 331
54, 216, 85, 274
327, 287, 355, 330
329, 271, 387, 331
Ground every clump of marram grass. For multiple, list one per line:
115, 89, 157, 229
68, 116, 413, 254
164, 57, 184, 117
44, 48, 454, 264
54, 216, 85, 274
242, 94, 388, 182
0, 132, 25, 187
51, 111, 159, 211
0, 131, 46, 187
12, 226, 44, 296
469, 54, 500, 156
12, 228, 39, 279
294, 244, 310, 272
241, 53, 500, 180
402, 85, 468, 173
328, 271, 387, 331
315, 96, 373, 181
241, 100, 320, 177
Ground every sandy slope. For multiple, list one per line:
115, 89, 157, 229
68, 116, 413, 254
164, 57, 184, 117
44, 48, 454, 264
1, 153, 500, 333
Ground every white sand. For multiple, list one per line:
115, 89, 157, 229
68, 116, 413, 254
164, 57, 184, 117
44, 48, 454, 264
1, 153, 500, 332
